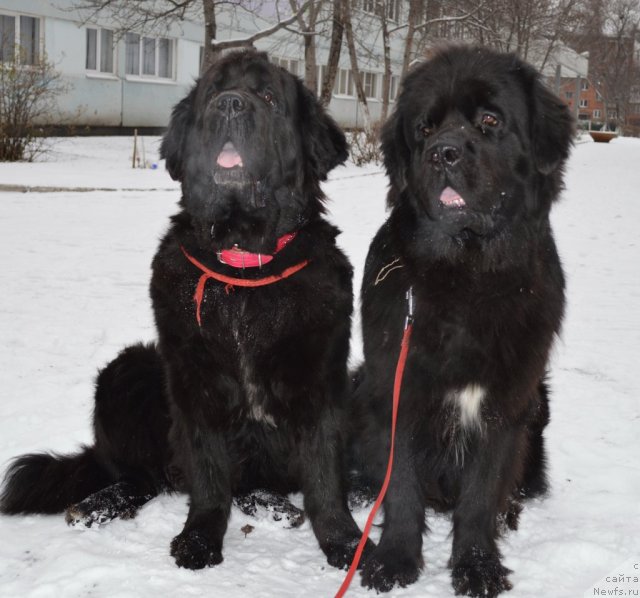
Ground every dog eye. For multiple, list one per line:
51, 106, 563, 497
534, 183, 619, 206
481, 113, 499, 127
262, 91, 275, 106
420, 123, 434, 137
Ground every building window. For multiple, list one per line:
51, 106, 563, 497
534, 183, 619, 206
362, 71, 378, 99
272, 56, 299, 77
565, 91, 573, 99
0, 14, 15, 63
389, 74, 399, 101
359, 0, 400, 21
86, 27, 114, 73
0, 14, 40, 65
387, 0, 400, 21
579, 99, 588, 108
125, 33, 174, 79
316, 64, 326, 95
333, 68, 354, 96
125, 33, 140, 75
361, 0, 377, 14
593, 109, 601, 119
581, 80, 589, 91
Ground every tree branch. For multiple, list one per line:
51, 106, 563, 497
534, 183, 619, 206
212, 0, 312, 51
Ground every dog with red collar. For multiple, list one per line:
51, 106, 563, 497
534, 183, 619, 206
1, 50, 371, 573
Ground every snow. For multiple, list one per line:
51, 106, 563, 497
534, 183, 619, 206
0, 135, 639, 598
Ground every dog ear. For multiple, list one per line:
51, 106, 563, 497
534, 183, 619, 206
295, 78, 348, 181
529, 72, 574, 176
381, 108, 410, 207
161, 89, 195, 181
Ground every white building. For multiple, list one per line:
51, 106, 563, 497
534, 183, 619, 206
0, 0, 408, 130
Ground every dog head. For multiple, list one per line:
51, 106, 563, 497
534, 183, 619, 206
161, 50, 348, 252
382, 46, 573, 262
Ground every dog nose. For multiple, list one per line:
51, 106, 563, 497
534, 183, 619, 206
216, 92, 246, 118
429, 144, 461, 168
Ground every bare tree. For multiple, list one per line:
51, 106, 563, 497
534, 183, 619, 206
577, 0, 640, 127
401, 0, 422, 76
203, 0, 218, 69
319, 0, 344, 106
343, 0, 372, 129
378, 2, 393, 121
289, 0, 325, 91
407, 0, 585, 67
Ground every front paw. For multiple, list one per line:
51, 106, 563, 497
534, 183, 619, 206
324, 537, 375, 571
360, 547, 422, 592
452, 549, 512, 597
170, 530, 223, 569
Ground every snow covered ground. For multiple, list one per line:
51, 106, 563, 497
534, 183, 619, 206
0, 136, 638, 598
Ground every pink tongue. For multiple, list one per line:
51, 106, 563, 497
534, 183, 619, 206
216, 142, 243, 168
439, 186, 466, 207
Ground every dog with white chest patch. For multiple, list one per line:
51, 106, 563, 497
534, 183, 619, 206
349, 46, 573, 596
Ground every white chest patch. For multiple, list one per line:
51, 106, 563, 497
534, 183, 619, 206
240, 362, 277, 428
448, 384, 486, 430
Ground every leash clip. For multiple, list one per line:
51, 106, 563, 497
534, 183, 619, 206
404, 286, 414, 329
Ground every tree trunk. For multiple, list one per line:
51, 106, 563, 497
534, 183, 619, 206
343, 0, 371, 129
291, 0, 322, 92
320, 0, 344, 107
402, 0, 420, 76
202, 0, 219, 70
380, 3, 391, 121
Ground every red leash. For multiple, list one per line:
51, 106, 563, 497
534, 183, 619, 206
335, 288, 414, 598
181, 246, 309, 326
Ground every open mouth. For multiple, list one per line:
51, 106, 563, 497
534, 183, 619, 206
216, 141, 243, 169
213, 141, 248, 185
439, 186, 466, 209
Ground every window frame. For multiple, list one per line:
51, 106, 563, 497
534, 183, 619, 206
333, 68, 354, 97
358, 0, 400, 22
389, 74, 399, 102
272, 56, 299, 77
85, 26, 115, 76
125, 32, 175, 82
362, 71, 378, 100
0, 12, 42, 66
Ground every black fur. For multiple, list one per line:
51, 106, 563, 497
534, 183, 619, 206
1, 50, 371, 571
350, 46, 573, 596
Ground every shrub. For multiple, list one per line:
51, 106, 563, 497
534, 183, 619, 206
0, 48, 67, 162
349, 121, 383, 166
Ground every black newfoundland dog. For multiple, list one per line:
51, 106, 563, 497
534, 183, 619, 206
1, 50, 370, 571
350, 46, 573, 596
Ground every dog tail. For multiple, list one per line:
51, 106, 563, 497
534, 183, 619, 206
0, 447, 112, 515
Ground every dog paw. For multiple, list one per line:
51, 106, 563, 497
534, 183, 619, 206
324, 537, 374, 571
451, 549, 512, 597
234, 490, 305, 528
65, 503, 113, 528
65, 482, 153, 528
360, 548, 422, 592
170, 530, 223, 569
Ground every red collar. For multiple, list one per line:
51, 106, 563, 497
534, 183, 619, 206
217, 232, 297, 268
181, 236, 309, 326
